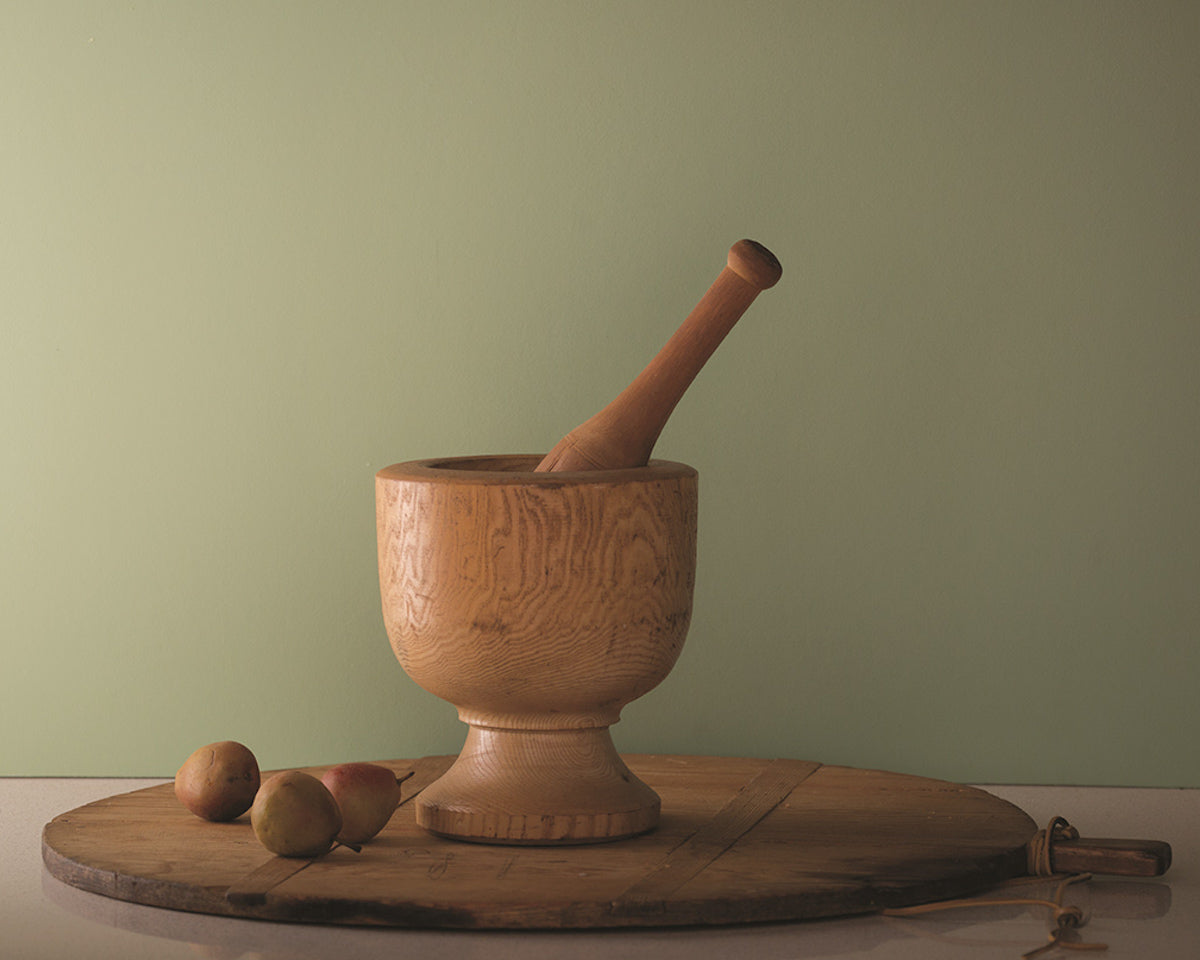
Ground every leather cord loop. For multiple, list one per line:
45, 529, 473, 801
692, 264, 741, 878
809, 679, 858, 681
1028, 816, 1081, 877
883, 817, 1106, 958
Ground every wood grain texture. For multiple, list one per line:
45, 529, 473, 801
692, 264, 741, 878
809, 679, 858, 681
44, 754, 1060, 930
376, 455, 697, 842
535, 239, 782, 472
615, 758, 821, 903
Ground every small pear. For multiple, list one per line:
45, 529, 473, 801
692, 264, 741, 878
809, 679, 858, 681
174, 741, 260, 822
321, 762, 408, 844
251, 771, 343, 858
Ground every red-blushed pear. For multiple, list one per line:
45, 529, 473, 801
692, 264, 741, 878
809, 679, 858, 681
251, 771, 344, 858
321, 762, 412, 844
174, 741, 260, 822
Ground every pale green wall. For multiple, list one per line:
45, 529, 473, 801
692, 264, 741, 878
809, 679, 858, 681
3, 1, 1197, 784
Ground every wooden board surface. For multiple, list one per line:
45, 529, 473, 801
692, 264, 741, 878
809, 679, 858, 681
42, 755, 1039, 929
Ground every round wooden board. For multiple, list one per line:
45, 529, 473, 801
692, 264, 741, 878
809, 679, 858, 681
42, 755, 1038, 929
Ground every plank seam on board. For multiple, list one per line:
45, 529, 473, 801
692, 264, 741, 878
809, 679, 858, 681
611, 757, 822, 908
224, 755, 455, 906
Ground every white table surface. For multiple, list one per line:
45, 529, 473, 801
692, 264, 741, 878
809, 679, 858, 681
4, 777, 1196, 959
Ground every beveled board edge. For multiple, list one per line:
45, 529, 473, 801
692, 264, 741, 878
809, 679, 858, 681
42, 755, 1038, 930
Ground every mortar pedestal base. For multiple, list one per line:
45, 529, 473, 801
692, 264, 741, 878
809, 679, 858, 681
415, 726, 660, 844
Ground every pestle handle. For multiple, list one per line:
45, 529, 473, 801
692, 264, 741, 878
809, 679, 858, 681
535, 239, 782, 472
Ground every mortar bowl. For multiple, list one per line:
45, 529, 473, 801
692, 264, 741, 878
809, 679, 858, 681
376, 454, 697, 844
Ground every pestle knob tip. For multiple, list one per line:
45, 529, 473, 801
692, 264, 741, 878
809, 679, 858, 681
727, 239, 782, 290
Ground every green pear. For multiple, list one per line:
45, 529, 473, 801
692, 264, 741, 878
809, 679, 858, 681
320, 762, 407, 844
251, 771, 343, 858
174, 741, 260, 822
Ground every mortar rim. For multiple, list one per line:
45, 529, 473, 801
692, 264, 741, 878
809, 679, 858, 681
376, 454, 697, 485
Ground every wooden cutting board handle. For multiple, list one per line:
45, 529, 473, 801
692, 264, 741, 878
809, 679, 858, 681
535, 239, 782, 472
1050, 837, 1172, 877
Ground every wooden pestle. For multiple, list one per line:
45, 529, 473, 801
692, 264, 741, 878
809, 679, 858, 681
535, 239, 782, 472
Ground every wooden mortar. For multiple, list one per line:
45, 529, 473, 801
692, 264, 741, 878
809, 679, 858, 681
376, 454, 698, 844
